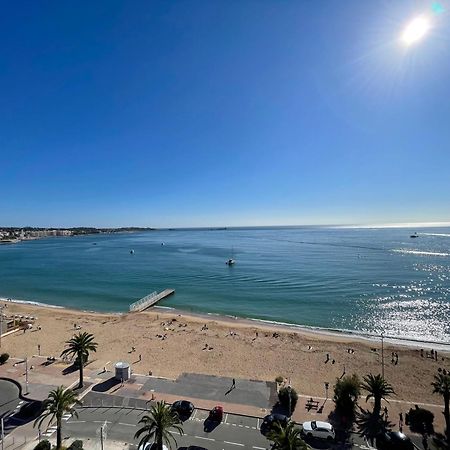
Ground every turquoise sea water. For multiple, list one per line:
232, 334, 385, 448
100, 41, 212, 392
0, 226, 449, 344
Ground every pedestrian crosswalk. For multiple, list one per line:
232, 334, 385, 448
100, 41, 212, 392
41, 413, 73, 437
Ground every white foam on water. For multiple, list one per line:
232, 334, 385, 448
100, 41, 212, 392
392, 249, 449, 257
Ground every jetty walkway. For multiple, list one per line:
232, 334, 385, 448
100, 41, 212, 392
129, 289, 175, 312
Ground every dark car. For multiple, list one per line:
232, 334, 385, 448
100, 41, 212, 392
208, 405, 224, 422
171, 400, 195, 419
260, 413, 289, 436
376, 431, 414, 450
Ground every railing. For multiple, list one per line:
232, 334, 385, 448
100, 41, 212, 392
129, 292, 157, 312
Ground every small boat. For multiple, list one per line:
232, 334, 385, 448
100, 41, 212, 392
410, 233, 419, 238
225, 247, 235, 265
130, 249, 135, 254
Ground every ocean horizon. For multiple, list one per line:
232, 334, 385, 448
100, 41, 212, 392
0, 225, 449, 344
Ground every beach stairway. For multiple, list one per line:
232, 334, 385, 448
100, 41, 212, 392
129, 289, 175, 312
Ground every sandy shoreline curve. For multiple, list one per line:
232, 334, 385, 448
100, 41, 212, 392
2, 296, 449, 350
1, 297, 449, 407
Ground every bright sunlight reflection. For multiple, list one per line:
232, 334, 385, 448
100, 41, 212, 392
401, 16, 431, 45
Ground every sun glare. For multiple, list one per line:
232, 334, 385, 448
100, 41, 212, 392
401, 16, 431, 45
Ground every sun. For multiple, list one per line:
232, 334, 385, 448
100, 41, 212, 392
401, 16, 431, 45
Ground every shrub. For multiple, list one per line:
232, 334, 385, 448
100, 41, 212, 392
0, 353, 9, 365
33, 440, 51, 450
68, 440, 84, 450
275, 376, 284, 384
278, 386, 298, 414
407, 406, 434, 434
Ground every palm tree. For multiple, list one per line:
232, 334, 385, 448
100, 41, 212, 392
34, 386, 81, 450
356, 407, 392, 446
61, 331, 98, 388
361, 374, 395, 416
267, 422, 308, 450
135, 401, 184, 450
432, 372, 450, 442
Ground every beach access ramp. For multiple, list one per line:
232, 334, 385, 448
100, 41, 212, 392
129, 289, 175, 312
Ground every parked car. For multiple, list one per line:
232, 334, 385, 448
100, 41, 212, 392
376, 431, 414, 450
260, 413, 289, 436
138, 443, 168, 450
208, 405, 224, 422
171, 400, 195, 419
302, 420, 335, 441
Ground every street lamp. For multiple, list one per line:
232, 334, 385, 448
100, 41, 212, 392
0, 305, 4, 348
287, 385, 292, 417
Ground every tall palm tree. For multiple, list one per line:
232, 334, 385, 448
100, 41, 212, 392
135, 401, 184, 450
361, 374, 395, 415
267, 422, 308, 450
356, 407, 392, 446
61, 331, 98, 388
432, 372, 450, 442
34, 386, 81, 450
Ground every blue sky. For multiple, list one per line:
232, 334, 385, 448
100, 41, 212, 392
1, 1, 449, 228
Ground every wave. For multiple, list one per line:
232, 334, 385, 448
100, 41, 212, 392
244, 317, 450, 348
0, 297, 64, 309
421, 233, 450, 238
392, 249, 449, 257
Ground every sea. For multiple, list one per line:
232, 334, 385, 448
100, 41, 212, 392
0, 226, 449, 345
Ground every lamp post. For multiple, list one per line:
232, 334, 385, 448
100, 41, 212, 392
324, 381, 329, 399
25, 357, 29, 395
0, 305, 4, 348
287, 384, 292, 417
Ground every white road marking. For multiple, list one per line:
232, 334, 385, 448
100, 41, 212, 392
68, 420, 86, 424
191, 409, 197, 420
256, 418, 260, 428
224, 413, 228, 423
224, 441, 244, 446
253, 447, 266, 450
93, 420, 112, 424
118, 422, 136, 427
195, 436, 215, 441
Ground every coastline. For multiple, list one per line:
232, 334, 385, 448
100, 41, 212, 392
2, 295, 450, 351
1, 297, 449, 406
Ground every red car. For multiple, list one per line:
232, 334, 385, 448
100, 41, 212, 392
208, 405, 224, 422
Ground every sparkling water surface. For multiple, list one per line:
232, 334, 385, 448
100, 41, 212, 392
0, 226, 449, 343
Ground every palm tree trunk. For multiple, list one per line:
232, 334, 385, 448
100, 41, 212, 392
157, 429, 163, 450
374, 397, 381, 416
56, 417, 62, 449
79, 352, 84, 388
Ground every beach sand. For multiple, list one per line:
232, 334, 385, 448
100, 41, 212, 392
1, 301, 448, 406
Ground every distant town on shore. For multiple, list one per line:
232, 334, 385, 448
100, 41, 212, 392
0, 226, 155, 243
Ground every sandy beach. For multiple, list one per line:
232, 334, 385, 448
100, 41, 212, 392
1, 300, 448, 406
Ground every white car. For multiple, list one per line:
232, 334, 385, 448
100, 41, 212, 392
138, 443, 168, 450
302, 420, 335, 441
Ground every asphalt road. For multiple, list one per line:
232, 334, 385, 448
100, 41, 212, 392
0, 379, 22, 417
59, 406, 381, 450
